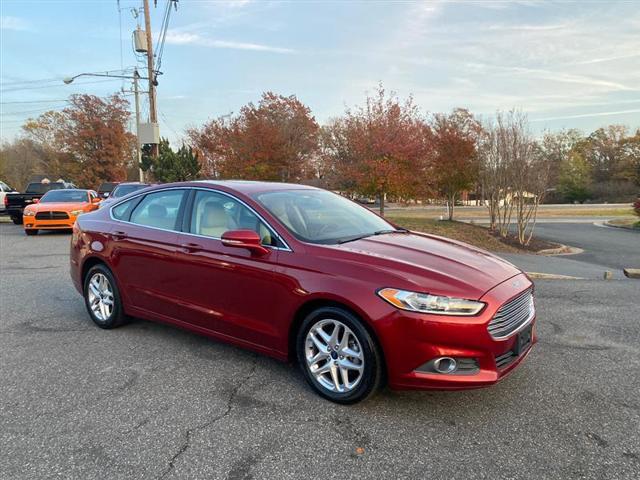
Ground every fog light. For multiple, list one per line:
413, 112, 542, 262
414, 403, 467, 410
433, 357, 457, 374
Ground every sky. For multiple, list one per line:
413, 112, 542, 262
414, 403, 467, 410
1, 0, 639, 145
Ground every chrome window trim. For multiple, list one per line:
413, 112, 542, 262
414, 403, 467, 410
108, 186, 293, 252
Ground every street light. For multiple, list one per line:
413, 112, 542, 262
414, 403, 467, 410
63, 71, 149, 182
63, 72, 148, 84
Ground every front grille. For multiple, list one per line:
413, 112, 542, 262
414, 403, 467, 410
35, 211, 69, 220
488, 289, 534, 339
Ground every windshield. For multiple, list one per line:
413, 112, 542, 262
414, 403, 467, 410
112, 184, 148, 198
40, 190, 88, 203
25, 183, 63, 194
98, 182, 118, 193
253, 189, 396, 245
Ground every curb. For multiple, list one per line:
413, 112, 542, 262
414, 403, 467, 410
526, 272, 584, 280
536, 244, 584, 256
623, 268, 640, 279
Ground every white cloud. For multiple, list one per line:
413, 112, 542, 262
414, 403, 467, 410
165, 31, 294, 54
0, 16, 30, 31
531, 109, 640, 122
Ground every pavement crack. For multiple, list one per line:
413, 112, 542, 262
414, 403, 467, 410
157, 357, 259, 480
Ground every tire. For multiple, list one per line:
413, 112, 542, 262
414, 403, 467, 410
83, 264, 127, 329
296, 306, 383, 404
25, 229, 38, 236
12, 217, 23, 225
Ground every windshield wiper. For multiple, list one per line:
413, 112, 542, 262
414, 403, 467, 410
337, 228, 409, 244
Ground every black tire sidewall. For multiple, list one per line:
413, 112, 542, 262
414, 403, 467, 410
83, 264, 124, 329
296, 306, 382, 404
25, 229, 38, 235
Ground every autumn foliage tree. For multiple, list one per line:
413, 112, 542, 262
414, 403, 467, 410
187, 92, 319, 182
321, 85, 431, 215
22, 94, 134, 188
430, 108, 481, 220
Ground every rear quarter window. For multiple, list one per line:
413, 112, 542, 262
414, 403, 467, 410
112, 199, 137, 220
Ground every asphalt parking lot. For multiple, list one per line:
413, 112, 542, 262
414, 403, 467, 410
1, 223, 639, 479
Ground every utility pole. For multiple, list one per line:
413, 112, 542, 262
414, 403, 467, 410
142, 0, 158, 158
133, 70, 144, 182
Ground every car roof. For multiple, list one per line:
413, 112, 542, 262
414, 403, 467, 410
45, 188, 90, 193
189, 180, 320, 194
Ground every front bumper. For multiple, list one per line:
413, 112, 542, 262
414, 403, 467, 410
23, 216, 77, 230
382, 273, 537, 390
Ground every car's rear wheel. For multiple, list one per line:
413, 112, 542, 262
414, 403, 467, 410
296, 306, 383, 404
12, 217, 22, 225
83, 264, 127, 329
25, 229, 38, 236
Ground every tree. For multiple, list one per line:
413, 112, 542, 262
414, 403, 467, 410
619, 129, 640, 187
479, 110, 551, 245
141, 138, 201, 182
557, 151, 592, 203
0, 138, 48, 188
321, 85, 432, 215
579, 125, 627, 183
187, 92, 319, 182
430, 108, 481, 220
23, 94, 134, 188
539, 129, 583, 197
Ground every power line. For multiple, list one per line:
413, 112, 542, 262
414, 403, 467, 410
0, 99, 70, 105
0, 78, 124, 93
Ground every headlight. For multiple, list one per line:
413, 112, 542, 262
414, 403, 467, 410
70, 209, 84, 216
23, 210, 36, 216
377, 288, 485, 316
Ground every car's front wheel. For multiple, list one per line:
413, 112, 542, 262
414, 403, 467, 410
25, 229, 38, 236
83, 264, 127, 329
296, 306, 383, 404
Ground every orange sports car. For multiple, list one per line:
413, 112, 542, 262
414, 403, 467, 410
22, 189, 101, 235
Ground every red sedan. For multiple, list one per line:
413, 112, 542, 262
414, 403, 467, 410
70, 181, 536, 403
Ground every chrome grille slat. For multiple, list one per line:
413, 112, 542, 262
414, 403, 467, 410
491, 292, 530, 318
487, 289, 534, 339
489, 305, 532, 332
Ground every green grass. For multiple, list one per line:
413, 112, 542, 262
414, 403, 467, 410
607, 218, 640, 229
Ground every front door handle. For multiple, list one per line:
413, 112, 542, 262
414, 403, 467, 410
112, 230, 127, 240
180, 242, 203, 253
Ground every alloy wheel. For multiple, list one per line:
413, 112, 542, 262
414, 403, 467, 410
305, 319, 365, 393
87, 272, 114, 321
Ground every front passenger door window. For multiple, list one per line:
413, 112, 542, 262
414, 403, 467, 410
189, 190, 280, 247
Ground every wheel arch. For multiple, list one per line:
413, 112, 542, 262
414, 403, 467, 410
80, 256, 115, 294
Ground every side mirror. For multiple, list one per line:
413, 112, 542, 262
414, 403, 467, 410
103, 193, 110, 198
92, 197, 101, 204
32, 198, 39, 204
221, 229, 269, 256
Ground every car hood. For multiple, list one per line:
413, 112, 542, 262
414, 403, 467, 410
335, 232, 522, 300
30, 202, 89, 211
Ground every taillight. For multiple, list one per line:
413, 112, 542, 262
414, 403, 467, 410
3, 195, 8, 207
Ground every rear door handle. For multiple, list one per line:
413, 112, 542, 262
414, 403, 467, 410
112, 230, 127, 240
180, 242, 203, 253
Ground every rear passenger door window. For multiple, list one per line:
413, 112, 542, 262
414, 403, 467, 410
129, 190, 186, 231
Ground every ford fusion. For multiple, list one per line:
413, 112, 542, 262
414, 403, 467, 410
70, 181, 536, 403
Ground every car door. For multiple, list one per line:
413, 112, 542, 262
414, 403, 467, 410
173, 188, 290, 350
108, 188, 188, 320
